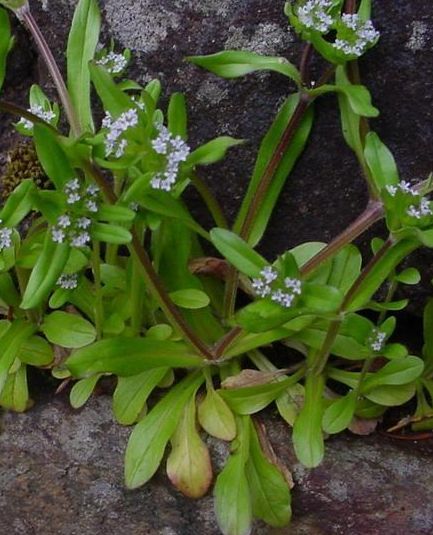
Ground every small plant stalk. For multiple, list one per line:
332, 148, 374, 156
16, 4, 81, 136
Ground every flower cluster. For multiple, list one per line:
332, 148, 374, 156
333, 14, 379, 57
252, 266, 302, 309
96, 51, 127, 75
56, 273, 79, 290
385, 180, 418, 197
297, 0, 333, 33
150, 124, 191, 191
0, 219, 12, 251
51, 179, 100, 248
102, 108, 138, 158
17, 104, 56, 131
368, 329, 386, 353
385, 181, 432, 220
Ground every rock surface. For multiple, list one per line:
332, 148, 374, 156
1, 392, 433, 534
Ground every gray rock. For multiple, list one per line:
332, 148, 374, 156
2, 394, 433, 534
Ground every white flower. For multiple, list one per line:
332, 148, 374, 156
96, 51, 127, 74
0, 222, 13, 251
297, 0, 334, 33
18, 104, 56, 130
77, 217, 91, 229
420, 197, 432, 216
284, 277, 302, 295
87, 184, 100, 196
333, 15, 379, 57
51, 227, 65, 243
103, 108, 138, 157
57, 215, 71, 228
86, 200, 98, 213
150, 125, 191, 192
65, 178, 81, 191
67, 192, 81, 204
261, 266, 278, 284
71, 232, 91, 248
252, 277, 271, 298
385, 185, 398, 197
398, 180, 418, 196
369, 330, 386, 352
57, 273, 79, 290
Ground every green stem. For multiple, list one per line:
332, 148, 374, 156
130, 226, 145, 336
17, 4, 81, 137
91, 240, 103, 339
190, 171, 229, 229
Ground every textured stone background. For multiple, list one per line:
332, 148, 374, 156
1, 1, 433, 533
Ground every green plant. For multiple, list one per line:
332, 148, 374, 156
0, 0, 432, 533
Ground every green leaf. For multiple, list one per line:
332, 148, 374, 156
169, 288, 210, 309
137, 191, 209, 239
20, 236, 70, 309
219, 376, 297, 415
0, 179, 35, 227
364, 382, 416, 406
237, 300, 299, 333
113, 368, 167, 425
67, 0, 101, 132
125, 372, 204, 489
214, 417, 252, 535
362, 356, 424, 391
168, 92, 188, 140
312, 83, 379, 117
292, 373, 324, 467
336, 66, 363, 156
70, 374, 101, 408
234, 94, 314, 246
91, 222, 132, 244
395, 267, 421, 285
0, 8, 12, 92
33, 125, 76, 190
166, 394, 212, 498
0, 364, 28, 412
210, 228, 267, 277
246, 420, 291, 527
364, 132, 399, 190
187, 136, 244, 166
322, 390, 357, 434
17, 335, 54, 366
66, 337, 203, 377
347, 239, 418, 311
97, 204, 136, 223
188, 50, 301, 84
90, 63, 132, 116
328, 244, 362, 293
0, 320, 36, 395
41, 311, 96, 349
198, 386, 237, 441
0, 272, 20, 307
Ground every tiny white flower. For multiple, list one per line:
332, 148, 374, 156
87, 184, 100, 196
369, 330, 386, 352
385, 185, 398, 197
67, 192, 81, 204
57, 215, 71, 228
65, 178, 80, 191
71, 231, 91, 248
51, 227, 65, 243
77, 217, 91, 229
284, 277, 302, 295
96, 51, 127, 75
18, 104, 56, 131
57, 273, 79, 290
86, 200, 98, 213
420, 197, 432, 216
0, 225, 13, 251
261, 266, 278, 284
407, 205, 421, 219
